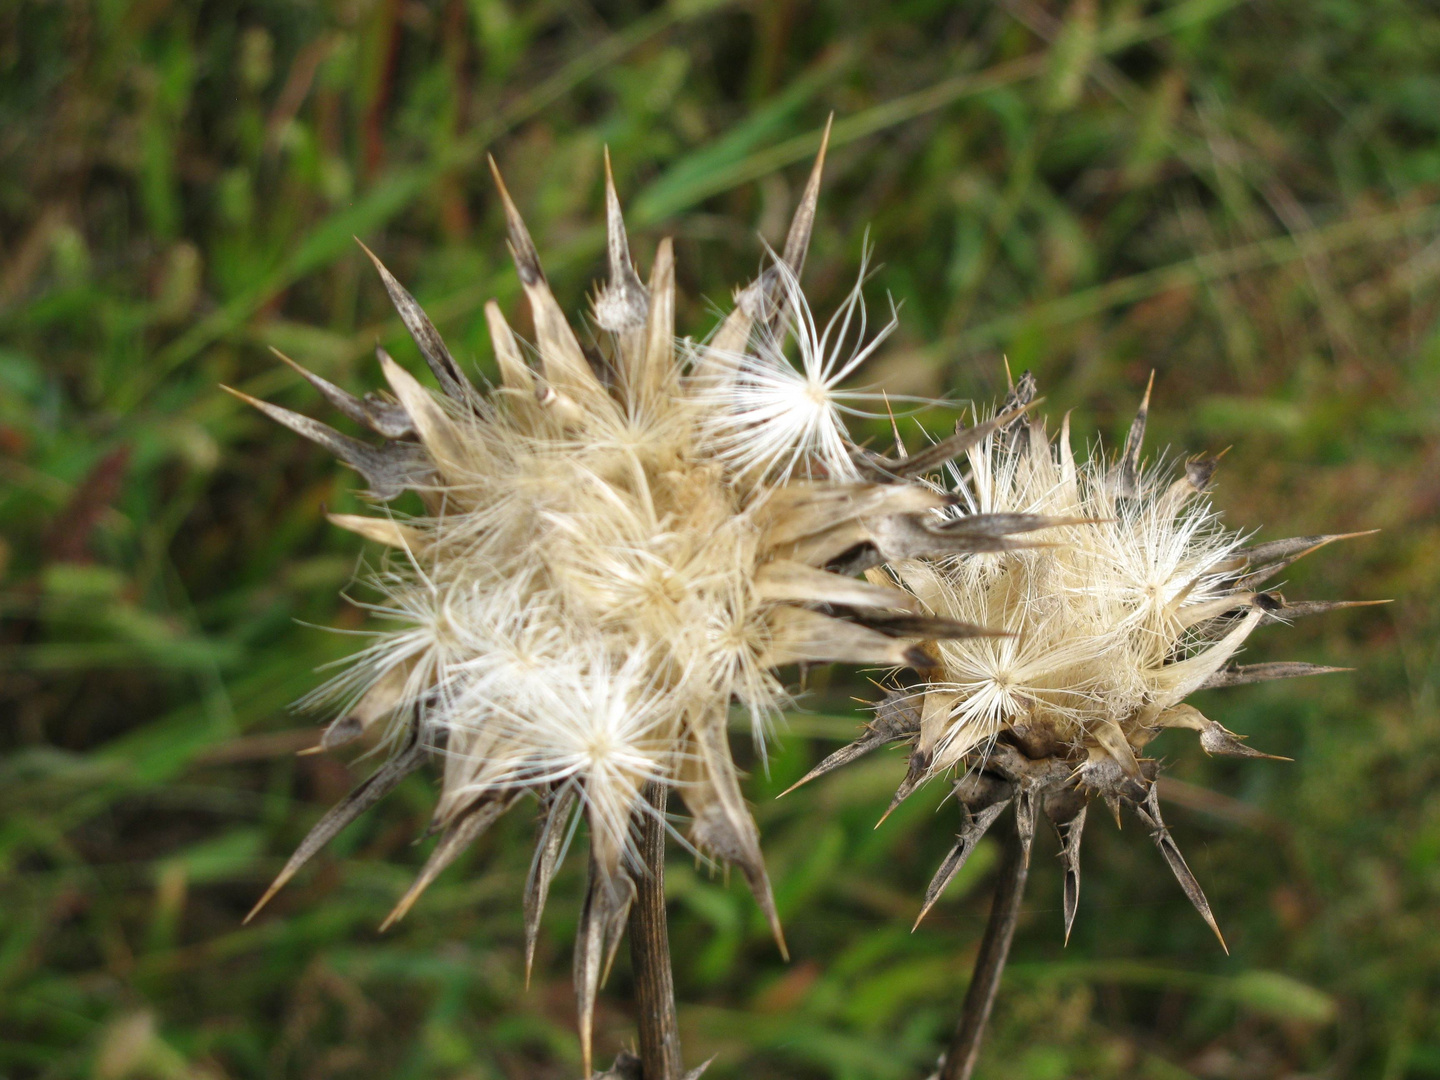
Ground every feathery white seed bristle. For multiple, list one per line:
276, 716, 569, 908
894, 407, 1254, 778
694, 254, 897, 483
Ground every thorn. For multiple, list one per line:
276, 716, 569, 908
1198, 662, 1352, 691
1115, 371, 1153, 496
488, 154, 544, 286
779, 112, 833, 282
378, 797, 510, 932
884, 391, 905, 458
1261, 597, 1391, 622
525, 789, 576, 988
1013, 788, 1036, 869
243, 735, 426, 924
355, 240, 472, 399
775, 770, 822, 800
1198, 721, 1294, 761
1139, 785, 1227, 952
1056, 804, 1086, 946
875, 762, 926, 828
1242, 530, 1379, 565
600, 146, 646, 326
779, 698, 921, 798
912, 799, 1010, 930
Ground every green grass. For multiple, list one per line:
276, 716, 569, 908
3, 0, 1439, 1077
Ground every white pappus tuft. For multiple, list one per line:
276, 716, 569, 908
790, 372, 1376, 947
693, 245, 898, 484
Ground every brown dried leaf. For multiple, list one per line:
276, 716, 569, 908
326, 512, 429, 553
913, 798, 1010, 929
777, 691, 921, 797
864, 512, 1062, 565
380, 794, 517, 931
483, 300, 535, 396
755, 559, 918, 611
1134, 784, 1227, 952
244, 734, 427, 922
838, 609, 1000, 641
223, 386, 433, 500
855, 399, 1038, 479
525, 787, 578, 986
377, 349, 468, 475
1197, 661, 1350, 690
488, 157, 610, 407
764, 606, 931, 668
686, 716, 788, 958
630, 236, 678, 408
273, 349, 415, 439
356, 242, 474, 400
318, 663, 412, 751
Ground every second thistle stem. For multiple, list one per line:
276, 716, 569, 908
628, 783, 684, 1080
938, 808, 1035, 1080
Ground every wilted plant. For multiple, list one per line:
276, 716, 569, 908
789, 373, 1376, 1079
229, 127, 1067, 1078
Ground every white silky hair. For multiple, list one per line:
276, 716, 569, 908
893, 410, 1253, 772
693, 249, 899, 484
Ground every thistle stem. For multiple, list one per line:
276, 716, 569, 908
628, 783, 683, 1080
937, 809, 1034, 1080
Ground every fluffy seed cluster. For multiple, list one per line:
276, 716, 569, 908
794, 373, 1373, 942
233, 136, 1060, 1069
233, 127, 1371, 1072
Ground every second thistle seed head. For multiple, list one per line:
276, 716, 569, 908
795, 373, 1374, 943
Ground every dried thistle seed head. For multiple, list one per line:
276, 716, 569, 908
230, 135, 1040, 1071
792, 373, 1375, 945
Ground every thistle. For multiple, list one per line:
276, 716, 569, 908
787, 373, 1376, 1079
229, 127, 1052, 1076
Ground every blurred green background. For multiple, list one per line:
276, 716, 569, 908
2, 0, 1438, 1077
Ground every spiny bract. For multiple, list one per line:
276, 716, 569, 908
791, 373, 1375, 944
230, 131, 1054, 1071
